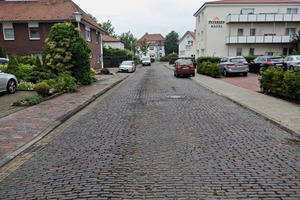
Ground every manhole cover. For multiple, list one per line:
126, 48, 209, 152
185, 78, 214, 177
166, 95, 185, 99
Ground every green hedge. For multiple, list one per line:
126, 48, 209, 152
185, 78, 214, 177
197, 61, 221, 78
260, 67, 300, 100
169, 57, 179, 64
196, 56, 221, 66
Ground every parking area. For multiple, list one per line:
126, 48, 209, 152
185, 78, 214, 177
219, 72, 261, 92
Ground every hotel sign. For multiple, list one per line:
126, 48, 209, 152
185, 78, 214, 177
208, 17, 225, 28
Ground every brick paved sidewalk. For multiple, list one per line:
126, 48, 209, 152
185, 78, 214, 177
0, 72, 128, 167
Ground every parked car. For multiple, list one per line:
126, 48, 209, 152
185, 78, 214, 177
0, 58, 9, 64
217, 56, 249, 76
173, 59, 195, 77
0, 72, 18, 94
284, 55, 300, 70
249, 56, 286, 74
118, 60, 136, 73
142, 56, 151, 66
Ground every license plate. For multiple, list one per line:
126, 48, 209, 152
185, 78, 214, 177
276, 64, 282, 66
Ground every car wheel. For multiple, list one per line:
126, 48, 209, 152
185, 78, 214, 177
243, 72, 248, 76
289, 66, 294, 71
192, 73, 195, 77
223, 69, 227, 76
7, 79, 17, 94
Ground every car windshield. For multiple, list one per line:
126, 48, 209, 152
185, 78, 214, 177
178, 60, 192, 66
295, 56, 300, 60
122, 61, 132, 65
269, 58, 283, 62
230, 58, 246, 63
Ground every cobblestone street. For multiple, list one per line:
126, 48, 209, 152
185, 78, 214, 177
0, 63, 299, 199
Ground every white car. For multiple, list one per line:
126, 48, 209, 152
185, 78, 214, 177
284, 55, 300, 70
0, 72, 18, 94
119, 60, 136, 73
142, 56, 151, 66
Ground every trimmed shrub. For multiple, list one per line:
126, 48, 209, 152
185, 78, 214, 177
169, 57, 179, 64
260, 68, 300, 100
35, 82, 51, 96
197, 61, 221, 78
101, 68, 110, 74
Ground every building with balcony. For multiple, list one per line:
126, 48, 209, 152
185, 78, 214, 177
193, 0, 300, 57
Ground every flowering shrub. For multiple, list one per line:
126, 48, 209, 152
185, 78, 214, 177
17, 80, 35, 91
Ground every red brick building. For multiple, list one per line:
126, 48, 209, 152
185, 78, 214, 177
0, 0, 107, 70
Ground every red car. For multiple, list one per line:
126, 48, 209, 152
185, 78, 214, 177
173, 59, 195, 77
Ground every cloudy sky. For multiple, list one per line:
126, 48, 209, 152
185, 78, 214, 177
72, 0, 214, 39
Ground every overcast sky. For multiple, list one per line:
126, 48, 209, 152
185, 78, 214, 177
72, 0, 214, 39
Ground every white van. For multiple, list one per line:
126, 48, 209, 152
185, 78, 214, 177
142, 56, 151, 66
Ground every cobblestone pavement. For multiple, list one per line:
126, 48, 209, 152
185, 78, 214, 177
0, 63, 299, 199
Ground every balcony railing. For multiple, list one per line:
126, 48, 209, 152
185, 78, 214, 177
227, 13, 300, 23
226, 35, 292, 44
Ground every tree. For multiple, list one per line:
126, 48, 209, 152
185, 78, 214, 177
291, 30, 300, 54
44, 22, 95, 85
139, 39, 149, 56
164, 31, 179, 55
88, 13, 98, 23
100, 20, 117, 38
118, 31, 137, 53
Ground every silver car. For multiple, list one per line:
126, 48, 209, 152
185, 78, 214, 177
0, 72, 18, 94
218, 56, 249, 76
118, 60, 136, 73
284, 55, 300, 70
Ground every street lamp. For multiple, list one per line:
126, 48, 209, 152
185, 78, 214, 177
73, 11, 81, 31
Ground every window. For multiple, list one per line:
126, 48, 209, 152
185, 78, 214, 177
31, 53, 43, 64
236, 48, 242, 56
28, 22, 40, 40
186, 45, 191, 50
149, 46, 154, 50
237, 29, 243, 36
180, 51, 185, 56
287, 8, 298, 14
96, 32, 100, 44
2, 23, 14, 40
285, 28, 296, 36
250, 28, 256, 36
241, 8, 254, 15
85, 27, 91, 42
283, 48, 293, 56
249, 48, 254, 56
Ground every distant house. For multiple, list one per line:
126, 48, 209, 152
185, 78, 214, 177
0, 0, 107, 70
178, 31, 196, 58
103, 35, 124, 49
137, 33, 165, 60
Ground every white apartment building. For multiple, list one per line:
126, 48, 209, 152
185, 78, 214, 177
193, 0, 300, 58
137, 33, 165, 60
178, 31, 196, 58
